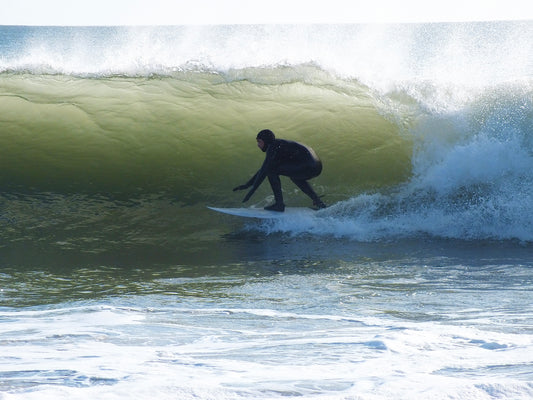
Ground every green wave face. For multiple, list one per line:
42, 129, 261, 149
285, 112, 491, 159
0, 70, 412, 203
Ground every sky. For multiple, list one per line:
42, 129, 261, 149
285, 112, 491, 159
2, 0, 533, 26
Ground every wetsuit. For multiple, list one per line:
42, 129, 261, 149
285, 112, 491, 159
239, 139, 323, 208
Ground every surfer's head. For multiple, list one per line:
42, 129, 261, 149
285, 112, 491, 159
256, 129, 275, 152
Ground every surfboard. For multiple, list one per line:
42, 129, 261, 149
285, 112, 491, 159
207, 206, 316, 219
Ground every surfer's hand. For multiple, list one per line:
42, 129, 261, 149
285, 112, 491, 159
233, 184, 248, 191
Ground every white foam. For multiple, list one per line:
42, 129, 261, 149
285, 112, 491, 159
2, 22, 532, 87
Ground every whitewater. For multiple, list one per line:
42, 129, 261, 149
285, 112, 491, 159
0, 22, 532, 399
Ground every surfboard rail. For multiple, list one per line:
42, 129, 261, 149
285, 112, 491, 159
207, 206, 316, 219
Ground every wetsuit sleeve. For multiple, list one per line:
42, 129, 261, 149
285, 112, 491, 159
242, 162, 267, 202
242, 144, 279, 202
244, 171, 259, 187
233, 170, 258, 191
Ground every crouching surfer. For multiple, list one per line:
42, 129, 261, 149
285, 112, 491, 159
233, 129, 326, 212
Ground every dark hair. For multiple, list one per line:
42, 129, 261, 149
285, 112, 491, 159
256, 129, 275, 145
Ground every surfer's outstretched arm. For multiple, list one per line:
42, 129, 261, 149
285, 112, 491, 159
233, 169, 265, 202
241, 164, 268, 202
233, 171, 258, 192
233, 144, 275, 202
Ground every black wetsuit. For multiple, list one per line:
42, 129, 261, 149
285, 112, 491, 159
241, 139, 323, 205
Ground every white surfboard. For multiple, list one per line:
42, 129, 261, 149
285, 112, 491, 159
207, 206, 316, 219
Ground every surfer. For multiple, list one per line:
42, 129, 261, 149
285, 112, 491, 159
233, 129, 326, 212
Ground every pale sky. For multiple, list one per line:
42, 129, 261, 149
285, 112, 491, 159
2, 0, 533, 26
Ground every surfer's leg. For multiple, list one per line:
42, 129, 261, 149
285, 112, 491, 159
266, 174, 285, 211
290, 178, 326, 209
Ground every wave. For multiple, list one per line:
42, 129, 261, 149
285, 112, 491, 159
0, 67, 411, 200
1, 23, 532, 242
264, 80, 533, 241
1, 23, 532, 84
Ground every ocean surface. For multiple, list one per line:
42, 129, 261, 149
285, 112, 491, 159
0, 23, 532, 399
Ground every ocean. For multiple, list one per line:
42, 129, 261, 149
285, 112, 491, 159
0, 22, 532, 399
